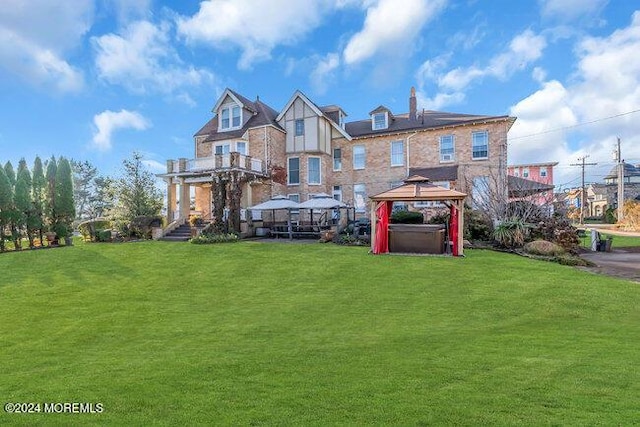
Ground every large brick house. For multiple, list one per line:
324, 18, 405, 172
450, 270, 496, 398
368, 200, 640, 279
159, 87, 516, 233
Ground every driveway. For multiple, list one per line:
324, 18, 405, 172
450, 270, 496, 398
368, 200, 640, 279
580, 247, 640, 283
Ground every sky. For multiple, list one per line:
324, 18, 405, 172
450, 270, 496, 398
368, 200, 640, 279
1, 0, 639, 192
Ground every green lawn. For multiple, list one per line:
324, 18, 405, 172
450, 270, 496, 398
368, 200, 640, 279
1, 241, 639, 425
579, 233, 640, 249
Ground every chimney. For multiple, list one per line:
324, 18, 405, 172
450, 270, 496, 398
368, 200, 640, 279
409, 86, 417, 121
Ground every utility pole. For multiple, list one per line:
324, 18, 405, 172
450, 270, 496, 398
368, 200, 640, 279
570, 155, 597, 224
615, 137, 625, 222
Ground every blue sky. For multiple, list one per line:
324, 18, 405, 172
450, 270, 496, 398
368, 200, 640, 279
1, 0, 639, 190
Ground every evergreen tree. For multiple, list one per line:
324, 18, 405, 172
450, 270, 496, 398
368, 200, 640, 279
45, 156, 57, 239
71, 159, 98, 220
4, 161, 15, 187
54, 157, 75, 244
32, 156, 46, 244
115, 152, 162, 221
89, 175, 116, 218
0, 166, 13, 252
14, 167, 32, 249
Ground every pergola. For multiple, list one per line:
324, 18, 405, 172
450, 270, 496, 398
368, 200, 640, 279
369, 175, 467, 256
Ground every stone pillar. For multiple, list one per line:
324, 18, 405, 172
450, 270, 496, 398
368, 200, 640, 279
166, 179, 177, 223
179, 178, 190, 220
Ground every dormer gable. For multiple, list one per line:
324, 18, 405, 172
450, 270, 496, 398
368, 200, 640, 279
369, 105, 393, 130
212, 88, 256, 133
277, 90, 351, 141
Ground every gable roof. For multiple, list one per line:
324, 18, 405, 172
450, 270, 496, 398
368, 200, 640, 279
276, 90, 351, 140
346, 110, 515, 138
371, 175, 466, 202
195, 90, 283, 141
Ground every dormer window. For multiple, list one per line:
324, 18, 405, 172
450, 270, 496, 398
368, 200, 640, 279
219, 104, 242, 131
339, 111, 345, 129
372, 112, 387, 130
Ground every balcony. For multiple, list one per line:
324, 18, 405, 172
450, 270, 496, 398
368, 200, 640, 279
164, 152, 266, 179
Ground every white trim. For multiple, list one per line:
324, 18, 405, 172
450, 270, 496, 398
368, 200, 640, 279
307, 156, 321, 185
471, 130, 489, 160
353, 144, 365, 170
287, 156, 300, 185
439, 134, 455, 163
372, 112, 388, 130
333, 147, 342, 171
390, 140, 404, 167
277, 90, 352, 140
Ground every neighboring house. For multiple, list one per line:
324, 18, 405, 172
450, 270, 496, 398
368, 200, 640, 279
159, 87, 516, 232
507, 162, 557, 206
586, 183, 608, 217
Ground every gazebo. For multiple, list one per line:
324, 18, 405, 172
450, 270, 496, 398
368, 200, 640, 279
369, 175, 467, 256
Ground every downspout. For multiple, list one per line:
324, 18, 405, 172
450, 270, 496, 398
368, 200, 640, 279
406, 132, 418, 178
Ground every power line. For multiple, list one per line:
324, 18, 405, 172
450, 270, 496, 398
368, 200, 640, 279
508, 108, 640, 141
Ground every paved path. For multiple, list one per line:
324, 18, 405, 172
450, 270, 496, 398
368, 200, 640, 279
579, 248, 640, 283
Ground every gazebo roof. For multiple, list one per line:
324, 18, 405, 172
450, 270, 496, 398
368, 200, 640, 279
370, 175, 467, 201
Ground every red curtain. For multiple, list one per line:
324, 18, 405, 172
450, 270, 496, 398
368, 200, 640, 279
373, 201, 392, 254
449, 204, 459, 256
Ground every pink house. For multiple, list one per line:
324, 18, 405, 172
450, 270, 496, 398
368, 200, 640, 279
507, 162, 558, 205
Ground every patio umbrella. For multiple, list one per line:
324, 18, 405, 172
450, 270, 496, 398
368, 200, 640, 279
298, 194, 347, 209
249, 196, 300, 240
249, 195, 300, 210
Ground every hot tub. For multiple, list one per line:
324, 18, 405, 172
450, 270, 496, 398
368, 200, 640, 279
388, 224, 446, 254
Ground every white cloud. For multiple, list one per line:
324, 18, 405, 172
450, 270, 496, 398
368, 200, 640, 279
440, 30, 546, 91
91, 110, 150, 151
343, 0, 447, 65
105, 0, 152, 24
93, 20, 214, 98
508, 12, 640, 186
177, 0, 330, 69
414, 29, 546, 110
142, 159, 167, 173
538, 0, 608, 22
310, 53, 341, 95
0, 0, 92, 92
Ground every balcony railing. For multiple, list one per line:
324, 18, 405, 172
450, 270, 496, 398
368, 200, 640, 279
167, 153, 264, 175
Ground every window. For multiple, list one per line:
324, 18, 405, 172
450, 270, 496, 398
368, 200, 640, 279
235, 141, 247, 155
472, 131, 488, 159
214, 143, 230, 155
523, 168, 529, 178
513, 168, 520, 177
295, 119, 305, 136
333, 148, 342, 171
440, 135, 455, 162
354, 184, 366, 213
288, 157, 300, 185
391, 141, 404, 166
540, 167, 547, 178
308, 157, 321, 185
220, 108, 230, 129
232, 106, 241, 127
472, 176, 490, 209
353, 145, 365, 169
415, 181, 450, 208
372, 112, 387, 130
220, 105, 242, 130
333, 185, 342, 201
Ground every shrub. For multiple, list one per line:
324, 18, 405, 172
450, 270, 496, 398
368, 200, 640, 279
96, 229, 113, 242
129, 215, 163, 239
493, 218, 528, 248
603, 207, 617, 224
78, 218, 111, 241
427, 211, 450, 225
619, 200, 640, 231
390, 210, 423, 224
464, 207, 493, 240
523, 240, 565, 256
333, 233, 369, 246
531, 215, 580, 253
190, 233, 239, 244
